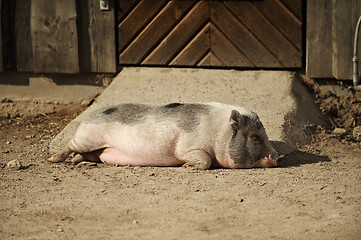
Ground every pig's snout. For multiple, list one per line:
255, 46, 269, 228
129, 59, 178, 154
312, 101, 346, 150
253, 151, 280, 168
260, 151, 285, 168
257, 156, 277, 168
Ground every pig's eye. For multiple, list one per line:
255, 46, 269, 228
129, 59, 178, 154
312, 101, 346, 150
250, 134, 261, 142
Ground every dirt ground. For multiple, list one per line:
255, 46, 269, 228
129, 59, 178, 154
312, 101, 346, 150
1, 88, 361, 239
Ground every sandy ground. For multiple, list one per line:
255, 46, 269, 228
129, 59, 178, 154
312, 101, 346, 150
1, 98, 361, 240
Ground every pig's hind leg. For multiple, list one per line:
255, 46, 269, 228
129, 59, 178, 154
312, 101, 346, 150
48, 136, 102, 163
47, 146, 73, 163
180, 150, 212, 170
48, 137, 83, 163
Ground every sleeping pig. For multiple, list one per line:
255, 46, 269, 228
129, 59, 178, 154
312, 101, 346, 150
48, 102, 279, 169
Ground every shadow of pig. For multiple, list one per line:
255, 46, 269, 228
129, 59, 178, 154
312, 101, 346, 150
277, 150, 331, 167
270, 141, 331, 168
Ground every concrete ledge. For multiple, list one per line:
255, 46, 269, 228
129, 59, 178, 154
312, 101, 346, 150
49, 67, 327, 155
0, 72, 105, 101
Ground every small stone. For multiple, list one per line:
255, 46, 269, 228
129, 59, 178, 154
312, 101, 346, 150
6, 160, 22, 170
1, 98, 13, 103
333, 128, 347, 136
353, 126, 361, 141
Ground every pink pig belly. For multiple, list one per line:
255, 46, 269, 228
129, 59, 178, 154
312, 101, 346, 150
96, 147, 185, 167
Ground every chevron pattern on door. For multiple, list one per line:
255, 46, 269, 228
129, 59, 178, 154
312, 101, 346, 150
118, 0, 303, 68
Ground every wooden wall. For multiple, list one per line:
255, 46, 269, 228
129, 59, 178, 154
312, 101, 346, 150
16, 0, 33, 72
3, 0, 359, 79
78, 0, 116, 73
307, 0, 361, 80
31, 0, 79, 73
0, 0, 116, 73
0, 0, 2, 72
2, 0, 16, 71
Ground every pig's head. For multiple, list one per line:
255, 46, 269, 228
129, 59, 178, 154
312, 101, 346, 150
228, 110, 278, 168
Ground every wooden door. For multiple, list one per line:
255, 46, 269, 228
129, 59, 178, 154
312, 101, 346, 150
118, 0, 303, 68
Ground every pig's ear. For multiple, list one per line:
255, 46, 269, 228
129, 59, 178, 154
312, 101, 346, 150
230, 110, 247, 130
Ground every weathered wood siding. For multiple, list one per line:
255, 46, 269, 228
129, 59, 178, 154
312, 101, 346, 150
306, 0, 333, 78
0, 0, 116, 73
2, 0, 16, 71
307, 0, 361, 80
31, 0, 79, 73
332, 0, 361, 80
78, 0, 116, 73
118, 0, 303, 68
15, 0, 33, 72
0, 0, 3, 72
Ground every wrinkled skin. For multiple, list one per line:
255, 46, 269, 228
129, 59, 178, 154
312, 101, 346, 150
48, 102, 279, 169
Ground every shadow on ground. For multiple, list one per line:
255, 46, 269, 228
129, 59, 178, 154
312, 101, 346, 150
271, 141, 331, 168
277, 150, 331, 168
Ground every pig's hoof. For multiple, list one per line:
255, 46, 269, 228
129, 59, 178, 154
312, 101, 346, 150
182, 162, 210, 170
47, 154, 62, 163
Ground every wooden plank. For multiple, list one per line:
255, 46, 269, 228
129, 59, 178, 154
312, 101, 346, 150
142, 1, 209, 65
252, 0, 302, 51
118, 0, 168, 53
226, 1, 301, 67
170, 23, 210, 66
54, 1, 79, 73
332, 0, 361, 79
119, 1, 196, 64
78, 0, 116, 73
0, 0, 2, 71
306, 0, 333, 78
31, 0, 79, 73
211, 23, 254, 67
197, 51, 224, 67
2, 0, 16, 70
280, 0, 303, 21
210, 2, 280, 67
15, 0, 33, 72
77, 1, 91, 72
169, 23, 209, 66
118, 0, 140, 23
197, 52, 211, 66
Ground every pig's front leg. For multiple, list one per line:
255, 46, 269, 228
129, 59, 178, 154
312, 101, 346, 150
180, 150, 212, 170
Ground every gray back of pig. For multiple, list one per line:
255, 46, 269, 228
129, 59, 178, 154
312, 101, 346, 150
84, 103, 211, 132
